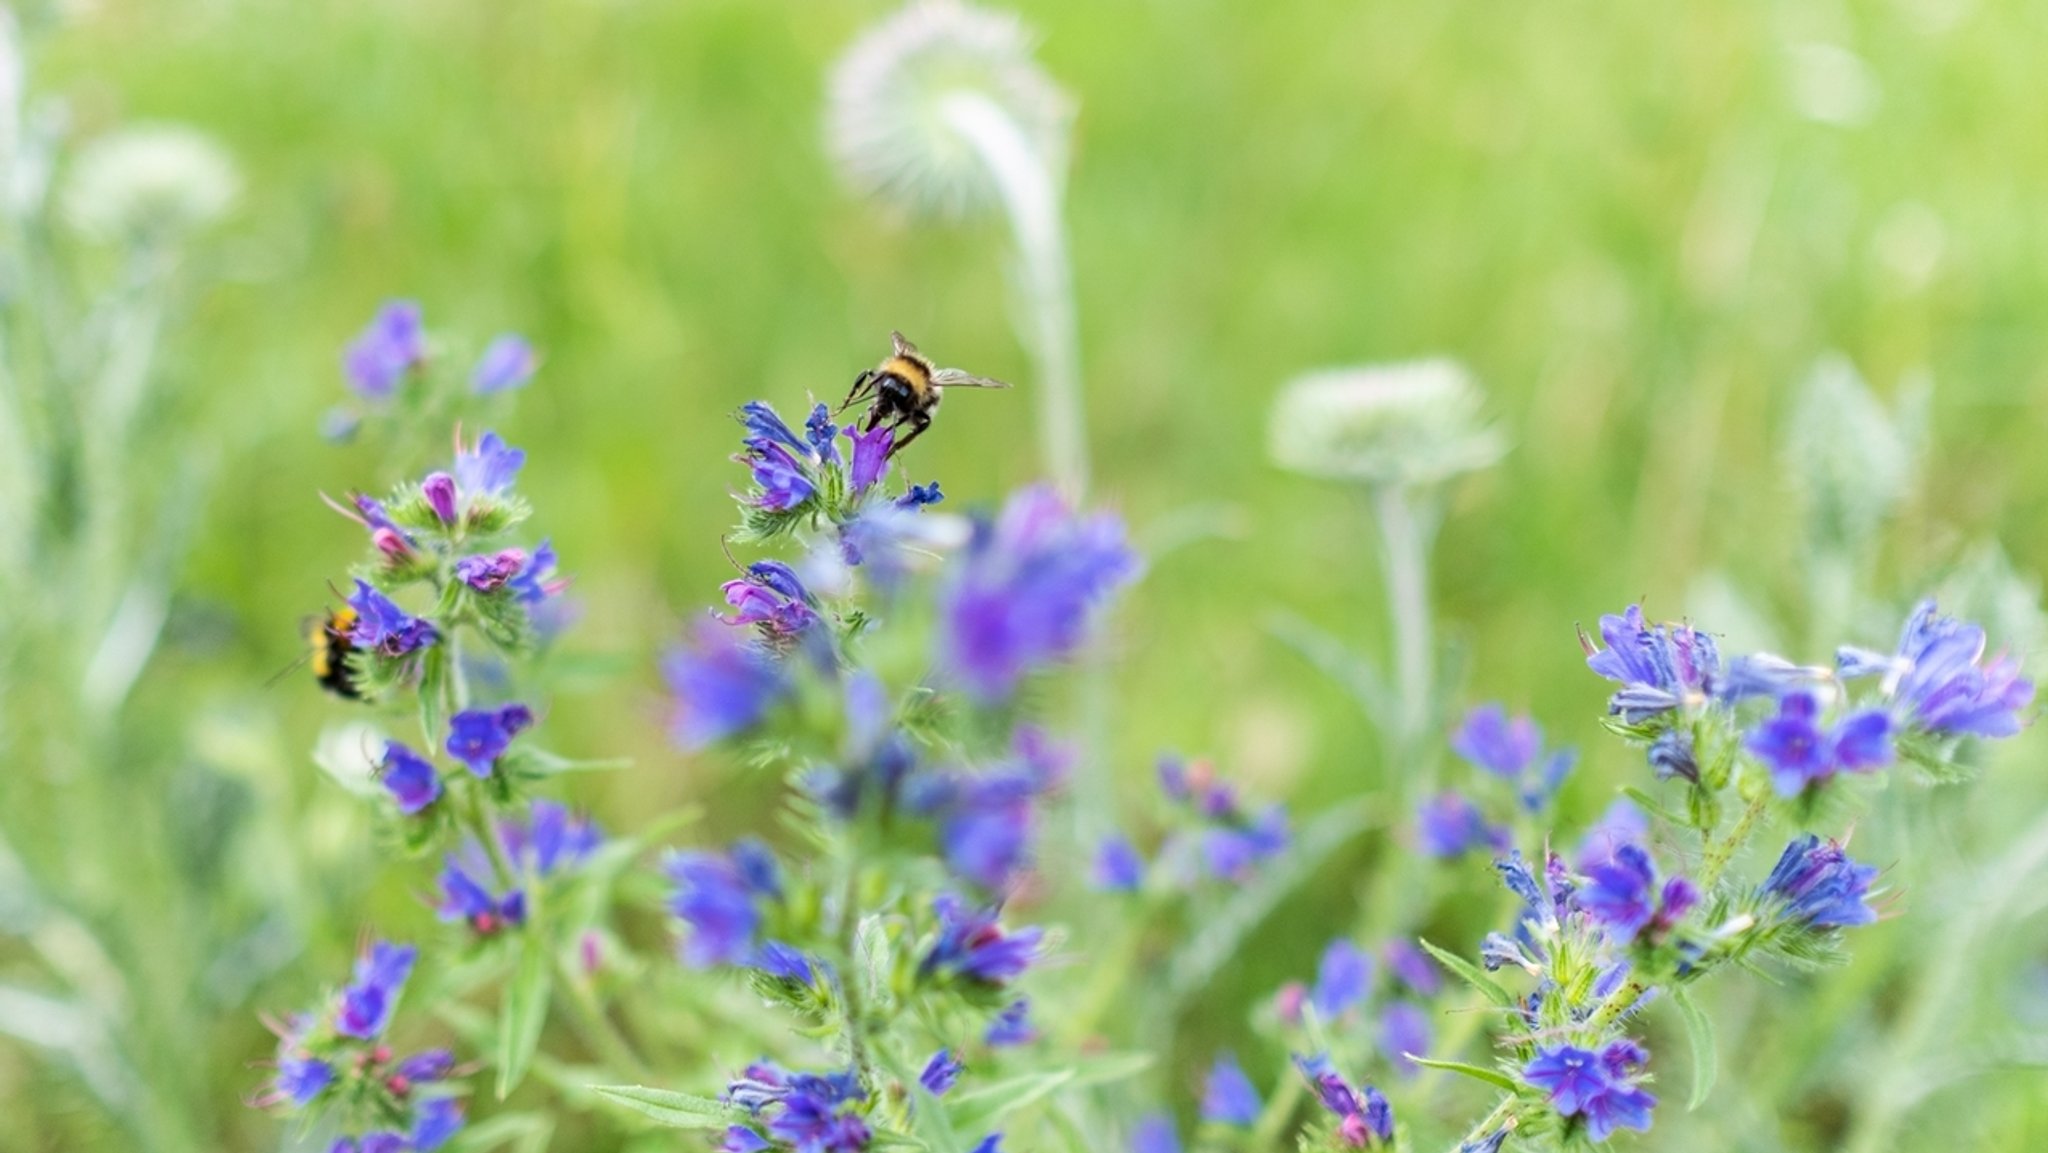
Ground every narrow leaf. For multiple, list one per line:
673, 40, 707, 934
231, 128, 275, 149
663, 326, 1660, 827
1672, 987, 1717, 1110
495, 933, 552, 1099
1416, 938, 1513, 1009
591, 1084, 749, 1130
1404, 1055, 1519, 1093
947, 1069, 1075, 1130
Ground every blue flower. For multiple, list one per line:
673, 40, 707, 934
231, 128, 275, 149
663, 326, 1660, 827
1379, 1002, 1430, 1077
409, 1097, 465, 1151
985, 999, 1036, 1047
510, 539, 564, 605
1131, 1114, 1181, 1153
347, 579, 439, 657
919, 1049, 963, 1097
1758, 834, 1879, 928
472, 333, 536, 394
1646, 728, 1698, 783
1202, 1052, 1261, 1126
1574, 799, 1647, 870
380, 741, 442, 814
1312, 939, 1371, 1019
343, 301, 426, 399
452, 431, 526, 501
725, 1063, 869, 1153
437, 854, 524, 934
663, 623, 789, 750
723, 1126, 772, 1153
939, 486, 1138, 700
273, 1056, 334, 1106
846, 422, 893, 495
739, 437, 817, 512
898, 481, 944, 509
1416, 792, 1505, 859
1843, 598, 2036, 738
503, 799, 603, 875
1582, 605, 1719, 721
1451, 704, 1541, 778
1522, 1041, 1656, 1142
800, 404, 841, 465
444, 703, 535, 776
335, 941, 416, 1039
665, 841, 782, 968
1293, 1054, 1393, 1146
740, 402, 813, 458
721, 561, 820, 641
1745, 691, 1893, 795
1091, 835, 1144, 892
921, 895, 1041, 986
1383, 941, 1439, 997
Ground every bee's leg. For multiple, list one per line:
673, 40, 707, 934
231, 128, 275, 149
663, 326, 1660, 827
837, 371, 876, 415
885, 410, 932, 458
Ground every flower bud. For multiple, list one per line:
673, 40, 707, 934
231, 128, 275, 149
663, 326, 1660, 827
1268, 359, 1505, 487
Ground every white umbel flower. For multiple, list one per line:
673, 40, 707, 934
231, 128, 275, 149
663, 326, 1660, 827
826, 0, 1071, 220
61, 123, 238, 244
1268, 359, 1505, 487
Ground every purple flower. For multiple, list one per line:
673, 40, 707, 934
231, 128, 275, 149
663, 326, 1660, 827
343, 301, 426, 399
898, 481, 944, 509
721, 561, 819, 641
472, 333, 536, 394
1745, 691, 1894, 796
1647, 728, 1698, 783
421, 472, 458, 524
726, 1063, 869, 1153
1759, 834, 1879, 928
347, 579, 439, 658
1522, 1041, 1657, 1142
921, 895, 1041, 986
739, 437, 816, 512
394, 1049, 455, 1085
335, 941, 416, 1039
503, 800, 603, 875
1313, 939, 1372, 1019
723, 1126, 772, 1153
1844, 598, 2037, 738
510, 539, 564, 605
666, 841, 781, 968
919, 1049, 963, 1097
1575, 799, 1647, 871
1451, 704, 1542, 778
1576, 844, 1696, 943
455, 548, 526, 593
985, 999, 1036, 1047
846, 422, 893, 495
1582, 605, 1720, 722
1132, 1114, 1181, 1153
444, 703, 535, 776
939, 486, 1138, 700
1379, 1002, 1431, 1076
1092, 835, 1144, 892
740, 401, 813, 458
1202, 1052, 1261, 1126
1293, 1054, 1393, 1147
1416, 792, 1505, 859
663, 623, 788, 750
969, 1138, 1001, 1153
380, 741, 442, 814
454, 431, 526, 499
1384, 941, 1439, 997
273, 1056, 334, 1106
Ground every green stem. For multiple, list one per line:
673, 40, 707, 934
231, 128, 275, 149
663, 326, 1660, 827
1447, 1093, 1519, 1153
1584, 979, 1649, 1034
1372, 484, 1434, 773
553, 953, 652, 1080
1698, 791, 1768, 893
1250, 1068, 1305, 1152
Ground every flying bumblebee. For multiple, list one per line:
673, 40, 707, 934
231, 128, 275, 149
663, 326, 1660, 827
840, 331, 1010, 457
308, 605, 368, 700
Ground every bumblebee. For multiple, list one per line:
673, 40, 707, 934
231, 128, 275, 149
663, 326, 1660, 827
309, 605, 368, 700
840, 331, 1010, 457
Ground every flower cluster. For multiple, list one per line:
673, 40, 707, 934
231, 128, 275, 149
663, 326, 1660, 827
261, 942, 466, 1152
332, 301, 536, 440
1093, 755, 1291, 893
438, 801, 602, 937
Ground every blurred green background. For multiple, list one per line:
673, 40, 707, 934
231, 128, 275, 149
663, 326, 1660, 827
7, 0, 2048, 1148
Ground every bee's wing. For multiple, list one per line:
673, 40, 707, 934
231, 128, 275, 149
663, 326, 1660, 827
890, 330, 921, 358
930, 367, 1012, 389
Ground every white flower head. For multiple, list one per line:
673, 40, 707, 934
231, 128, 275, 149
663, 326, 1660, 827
826, 0, 1071, 219
1268, 358, 1506, 487
61, 123, 238, 244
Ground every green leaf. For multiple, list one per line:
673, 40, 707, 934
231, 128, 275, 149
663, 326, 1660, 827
1620, 786, 1687, 828
590, 1084, 749, 1130
1066, 1051, 1154, 1088
450, 1112, 554, 1153
1416, 938, 1513, 1009
1404, 1055, 1519, 1093
947, 1070, 1076, 1131
1265, 610, 1387, 720
495, 932, 553, 1099
1672, 987, 1717, 1110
